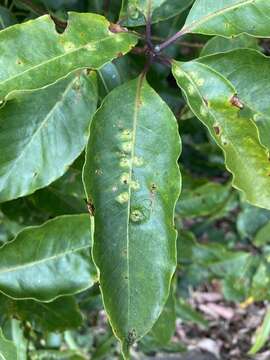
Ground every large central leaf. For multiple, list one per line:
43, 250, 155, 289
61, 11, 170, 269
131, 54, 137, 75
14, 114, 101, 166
172, 61, 270, 210
0, 12, 137, 99
83, 76, 181, 355
181, 0, 270, 37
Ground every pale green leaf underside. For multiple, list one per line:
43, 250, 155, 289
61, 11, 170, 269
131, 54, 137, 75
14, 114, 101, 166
83, 77, 181, 354
172, 61, 270, 210
0, 329, 17, 360
120, 0, 193, 27
0, 12, 137, 99
198, 49, 270, 149
183, 0, 270, 37
0, 214, 96, 301
0, 70, 98, 203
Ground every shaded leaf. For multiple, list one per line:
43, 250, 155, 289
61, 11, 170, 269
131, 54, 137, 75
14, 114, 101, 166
237, 204, 270, 239
0, 70, 97, 203
172, 60, 270, 210
83, 76, 181, 356
0, 6, 16, 29
0, 214, 96, 301
0, 328, 18, 360
0, 12, 137, 99
11, 296, 83, 332
177, 182, 231, 218
201, 34, 259, 57
198, 49, 270, 149
120, 0, 193, 27
254, 221, 270, 247
182, 0, 270, 37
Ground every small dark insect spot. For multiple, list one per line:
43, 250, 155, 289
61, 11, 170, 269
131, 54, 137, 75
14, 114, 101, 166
109, 23, 128, 33
124, 276, 128, 280
203, 97, 209, 106
117, 52, 124, 58
213, 126, 220, 135
16, 59, 22, 65
230, 94, 244, 109
127, 329, 137, 345
33, 172, 38, 177
223, 141, 228, 146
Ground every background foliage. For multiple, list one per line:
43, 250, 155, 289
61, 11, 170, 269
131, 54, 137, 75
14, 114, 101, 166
1, 0, 270, 359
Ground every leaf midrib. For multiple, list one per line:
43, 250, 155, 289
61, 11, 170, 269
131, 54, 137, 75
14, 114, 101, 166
126, 75, 144, 327
2, 75, 79, 183
182, 0, 255, 34
0, 243, 89, 275
0, 34, 126, 91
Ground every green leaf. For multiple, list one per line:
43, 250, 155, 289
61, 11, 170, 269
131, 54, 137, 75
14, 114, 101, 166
9, 296, 83, 332
182, 0, 270, 37
250, 262, 270, 301
176, 298, 208, 328
120, 0, 193, 27
0, 70, 98, 203
0, 328, 18, 360
237, 204, 270, 239
249, 307, 270, 354
139, 283, 176, 352
254, 221, 270, 247
29, 350, 86, 360
0, 6, 16, 29
176, 182, 231, 217
201, 34, 259, 57
0, 12, 137, 99
0, 214, 97, 301
172, 60, 270, 210
198, 49, 270, 149
83, 76, 181, 356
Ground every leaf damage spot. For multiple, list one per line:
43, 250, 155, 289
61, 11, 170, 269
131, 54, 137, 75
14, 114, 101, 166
230, 95, 244, 109
109, 23, 128, 34
133, 156, 144, 167
213, 126, 220, 135
120, 158, 131, 168
116, 192, 129, 204
127, 328, 137, 345
130, 180, 140, 190
130, 206, 149, 223
121, 141, 132, 153
121, 173, 130, 184
200, 105, 208, 117
95, 169, 103, 176
119, 129, 133, 141
187, 84, 196, 95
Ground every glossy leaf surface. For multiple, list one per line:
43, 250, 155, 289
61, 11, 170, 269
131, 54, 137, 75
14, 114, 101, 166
0, 215, 96, 301
0, 70, 98, 203
83, 76, 181, 355
173, 61, 270, 210
0, 12, 137, 99
199, 49, 270, 149
182, 0, 270, 37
